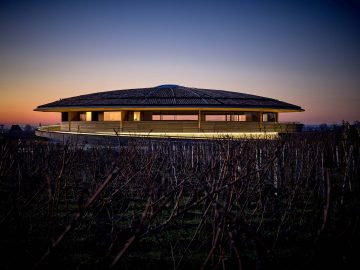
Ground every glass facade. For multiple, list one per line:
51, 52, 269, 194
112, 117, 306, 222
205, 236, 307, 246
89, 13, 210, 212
244, 112, 260, 122
152, 115, 198, 121
79, 113, 86, 121
86, 112, 92, 121
134, 112, 141, 121
63, 111, 277, 123
104, 112, 122, 121
205, 115, 226, 121
61, 112, 68, 121
262, 112, 277, 122
205, 113, 252, 121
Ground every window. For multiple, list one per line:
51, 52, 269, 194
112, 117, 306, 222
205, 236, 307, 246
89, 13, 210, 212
86, 112, 92, 121
61, 112, 68, 122
230, 115, 238, 121
205, 115, 226, 121
134, 112, 141, 121
104, 112, 122, 121
262, 112, 276, 122
152, 115, 198, 121
205, 114, 247, 121
245, 112, 260, 122
176, 115, 198, 120
92, 112, 102, 121
268, 113, 276, 122
79, 113, 86, 121
162, 115, 175, 120
262, 113, 268, 122
239, 115, 246, 121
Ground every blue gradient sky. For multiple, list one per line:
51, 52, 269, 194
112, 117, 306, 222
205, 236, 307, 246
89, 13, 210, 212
1, 0, 359, 124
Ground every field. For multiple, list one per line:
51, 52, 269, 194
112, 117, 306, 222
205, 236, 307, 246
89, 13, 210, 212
0, 125, 359, 269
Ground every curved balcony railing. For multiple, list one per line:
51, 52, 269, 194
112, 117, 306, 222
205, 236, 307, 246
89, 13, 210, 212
59, 121, 303, 133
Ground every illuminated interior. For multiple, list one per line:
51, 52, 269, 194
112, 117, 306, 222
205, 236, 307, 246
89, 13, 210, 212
55, 110, 280, 123
205, 112, 259, 121
134, 112, 141, 121
86, 112, 92, 121
104, 112, 122, 121
152, 114, 198, 121
79, 112, 86, 121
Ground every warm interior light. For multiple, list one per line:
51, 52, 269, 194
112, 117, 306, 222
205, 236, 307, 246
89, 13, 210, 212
262, 113, 268, 122
79, 112, 86, 121
104, 112, 122, 121
134, 112, 141, 121
152, 114, 198, 121
205, 114, 248, 121
86, 112, 92, 121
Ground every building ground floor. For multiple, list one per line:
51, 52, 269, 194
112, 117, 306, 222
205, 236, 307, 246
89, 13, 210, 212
58, 110, 302, 134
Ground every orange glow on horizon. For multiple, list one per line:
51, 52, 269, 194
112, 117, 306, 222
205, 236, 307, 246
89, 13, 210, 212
0, 78, 358, 126
0, 109, 59, 125
0, 86, 357, 126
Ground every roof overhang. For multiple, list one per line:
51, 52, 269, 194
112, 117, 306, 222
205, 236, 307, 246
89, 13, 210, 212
34, 106, 304, 113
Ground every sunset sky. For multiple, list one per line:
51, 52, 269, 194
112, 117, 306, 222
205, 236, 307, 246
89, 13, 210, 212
1, 0, 359, 125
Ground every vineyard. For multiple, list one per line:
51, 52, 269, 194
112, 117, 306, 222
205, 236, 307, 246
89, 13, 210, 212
0, 126, 359, 269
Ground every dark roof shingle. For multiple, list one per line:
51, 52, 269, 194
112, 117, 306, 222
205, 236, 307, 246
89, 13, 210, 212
36, 85, 303, 111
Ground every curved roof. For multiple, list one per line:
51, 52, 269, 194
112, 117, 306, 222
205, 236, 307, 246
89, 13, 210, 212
35, 85, 304, 112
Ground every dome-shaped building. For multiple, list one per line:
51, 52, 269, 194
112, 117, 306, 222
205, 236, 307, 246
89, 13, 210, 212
35, 85, 304, 138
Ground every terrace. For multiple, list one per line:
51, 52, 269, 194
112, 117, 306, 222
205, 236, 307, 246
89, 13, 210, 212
56, 110, 302, 134
58, 120, 302, 133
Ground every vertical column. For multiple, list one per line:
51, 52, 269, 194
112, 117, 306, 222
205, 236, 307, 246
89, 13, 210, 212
61, 112, 69, 131
120, 111, 123, 132
198, 110, 201, 132
67, 112, 69, 131
68, 111, 78, 132
68, 111, 73, 132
